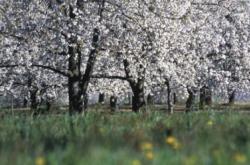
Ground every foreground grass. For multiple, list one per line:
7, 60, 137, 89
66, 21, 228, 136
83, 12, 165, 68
0, 110, 249, 165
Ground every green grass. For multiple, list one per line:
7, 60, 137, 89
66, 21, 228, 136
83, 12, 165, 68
0, 110, 249, 165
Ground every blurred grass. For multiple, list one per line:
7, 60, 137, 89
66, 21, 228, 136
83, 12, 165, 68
0, 110, 249, 165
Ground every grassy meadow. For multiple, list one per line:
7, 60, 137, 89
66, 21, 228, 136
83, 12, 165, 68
0, 109, 250, 165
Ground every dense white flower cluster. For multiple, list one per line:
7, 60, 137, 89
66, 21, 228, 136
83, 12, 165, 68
0, 0, 249, 113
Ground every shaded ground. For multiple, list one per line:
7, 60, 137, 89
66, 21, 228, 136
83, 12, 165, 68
2, 103, 250, 116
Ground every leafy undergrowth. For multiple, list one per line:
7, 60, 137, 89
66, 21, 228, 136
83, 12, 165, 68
0, 111, 249, 165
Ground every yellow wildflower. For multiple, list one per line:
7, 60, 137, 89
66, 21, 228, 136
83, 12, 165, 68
172, 141, 181, 150
166, 136, 181, 150
166, 136, 177, 145
234, 153, 247, 163
35, 156, 46, 165
140, 142, 153, 151
145, 151, 154, 160
207, 120, 213, 126
131, 159, 141, 165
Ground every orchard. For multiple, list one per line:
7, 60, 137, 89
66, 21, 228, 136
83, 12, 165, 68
1, 0, 250, 113
0, 1, 250, 164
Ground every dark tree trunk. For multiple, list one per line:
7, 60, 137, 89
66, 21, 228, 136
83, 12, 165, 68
23, 98, 28, 108
65, 1, 102, 115
68, 77, 84, 114
147, 94, 154, 105
132, 92, 145, 112
166, 79, 173, 113
46, 101, 51, 111
123, 59, 145, 112
110, 95, 118, 112
30, 89, 38, 112
68, 44, 84, 115
27, 77, 39, 112
205, 88, 212, 106
173, 93, 178, 105
186, 89, 196, 112
98, 93, 105, 104
65, 6, 85, 115
199, 86, 206, 110
84, 94, 88, 110
200, 86, 213, 110
67, 27, 99, 115
228, 90, 236, 105
131, 80, 145, 113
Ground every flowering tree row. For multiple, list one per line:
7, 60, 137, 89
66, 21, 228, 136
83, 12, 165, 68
0, 0, 250, 114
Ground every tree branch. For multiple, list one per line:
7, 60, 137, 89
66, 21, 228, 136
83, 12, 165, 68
0, 64, 19, 68
91, 74, 128, 80
0, 64, 69, 77
32, 64, 69, 77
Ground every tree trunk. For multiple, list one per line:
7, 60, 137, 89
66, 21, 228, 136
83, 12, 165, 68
166, 79, 173, 114
186, 89, 196, 112
46, 100, 51, 112
131, 81, 145, 112
30, 89, 38, 112
23, 98, 28, 108
123, 60, 145, 112
173, 93, 178, 105
67, 27, 99, 114
110, 95, 118, 112
205, 88, 212, 105
132, 92, 145, 112
228, 90, 236, 105
98, 93, 105, 104
74, 27, 100, 113
84, 94, 88, 110
147, 94, 154, 105
27, 77, 38, 112
199, 86, 206, 110
68, 44, 84, 115
200, 86, 212, 110
68, 77, 84, 115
